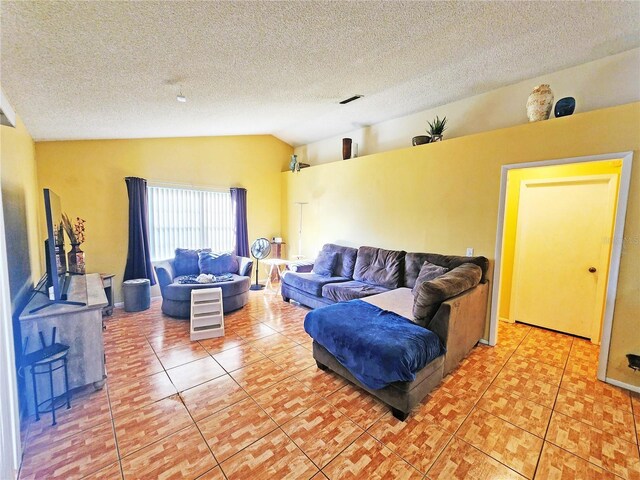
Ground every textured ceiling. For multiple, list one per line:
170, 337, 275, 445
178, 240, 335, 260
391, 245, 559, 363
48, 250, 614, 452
1, 1, 639, 145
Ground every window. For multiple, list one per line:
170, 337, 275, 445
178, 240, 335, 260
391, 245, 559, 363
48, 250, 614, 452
148, 185, 234, 261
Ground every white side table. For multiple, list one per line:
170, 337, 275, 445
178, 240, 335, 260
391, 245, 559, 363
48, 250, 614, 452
261, 258, 291, 293
190, 287, 224, 341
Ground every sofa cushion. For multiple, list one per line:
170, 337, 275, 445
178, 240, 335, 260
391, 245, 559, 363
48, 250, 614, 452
322, 244, 358, 278
323, 280, 390, 303
198, 251, 238, 275
164, 274, 250, 301
412, 261, 449, 294
174, 248, 211, 276
313, 250, 338, 277
404, 252, 490, 288
412, 263, 482, 324
353, 246, 405, 289
283, 272, 350, 297
362, 287, 415, 321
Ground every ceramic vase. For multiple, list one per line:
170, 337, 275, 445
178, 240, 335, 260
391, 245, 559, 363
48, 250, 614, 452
68, 243, 85, 274
342, 138, 352, 160
555, 97, 576, 117
526, 84, 554, 122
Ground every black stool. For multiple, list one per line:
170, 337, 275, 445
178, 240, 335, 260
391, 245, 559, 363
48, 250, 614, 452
22, 328, 71, 426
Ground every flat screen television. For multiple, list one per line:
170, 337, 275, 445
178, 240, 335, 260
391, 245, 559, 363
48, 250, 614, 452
44, 188, 65, 299
30, 189, 85, 313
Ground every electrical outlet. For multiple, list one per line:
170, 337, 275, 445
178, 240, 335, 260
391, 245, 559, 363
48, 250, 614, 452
466, 247, 474, 256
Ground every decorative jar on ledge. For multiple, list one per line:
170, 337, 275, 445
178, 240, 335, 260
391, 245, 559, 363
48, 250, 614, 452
526, 84, 554, 122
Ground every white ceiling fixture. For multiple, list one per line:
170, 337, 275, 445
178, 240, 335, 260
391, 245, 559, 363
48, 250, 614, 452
177, 88, 187, 103
1, 1, 639, 145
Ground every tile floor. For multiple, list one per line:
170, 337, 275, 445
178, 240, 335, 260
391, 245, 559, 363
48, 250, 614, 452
18, 291, 640, 479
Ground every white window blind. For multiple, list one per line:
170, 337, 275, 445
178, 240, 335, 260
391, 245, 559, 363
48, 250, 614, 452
148, 185, 234, 261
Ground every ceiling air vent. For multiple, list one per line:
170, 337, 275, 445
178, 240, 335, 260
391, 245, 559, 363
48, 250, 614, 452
339, 95, 363, 105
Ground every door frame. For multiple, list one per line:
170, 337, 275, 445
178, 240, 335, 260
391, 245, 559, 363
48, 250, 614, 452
489, 151, 633, 384
0, 182, 22, 479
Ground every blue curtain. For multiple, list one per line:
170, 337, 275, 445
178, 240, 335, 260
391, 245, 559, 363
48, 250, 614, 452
230, 187, 249, 257
124, 177, 156, 285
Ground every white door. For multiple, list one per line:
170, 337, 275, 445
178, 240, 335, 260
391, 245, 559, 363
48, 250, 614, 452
511, 175, 618, 340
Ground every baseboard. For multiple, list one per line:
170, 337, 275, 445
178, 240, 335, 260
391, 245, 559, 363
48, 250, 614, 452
478, 338, 489, 345
605, 377, 640, 394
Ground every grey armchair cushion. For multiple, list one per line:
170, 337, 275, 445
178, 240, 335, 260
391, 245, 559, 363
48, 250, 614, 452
322, 280, 390, 302
404, 252, 490, 288
174, 248, 211, 276
283, 273, 350, 297
313, 250, 338, 277
412, 261, 449, 295
321, 244, 358, 278
238, 257, 253, 277
412, 263, 482, 325
353, 246, 405, 289
198, 251, 238, 275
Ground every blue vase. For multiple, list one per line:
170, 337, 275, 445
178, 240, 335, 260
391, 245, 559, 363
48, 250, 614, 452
555, 97, 576, 118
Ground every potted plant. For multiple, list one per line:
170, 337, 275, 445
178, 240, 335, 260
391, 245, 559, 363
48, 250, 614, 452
427, 116, 447, 142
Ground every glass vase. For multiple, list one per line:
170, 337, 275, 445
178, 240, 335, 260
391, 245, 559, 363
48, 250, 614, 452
68, 243, 86, 274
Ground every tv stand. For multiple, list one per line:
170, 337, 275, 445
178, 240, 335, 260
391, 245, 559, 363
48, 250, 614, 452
19, 274, 108, 416
29, 275, 85, 313
29, 299, 86, 314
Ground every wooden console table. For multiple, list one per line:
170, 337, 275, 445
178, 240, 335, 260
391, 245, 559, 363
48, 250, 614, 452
19, 274, 108, 415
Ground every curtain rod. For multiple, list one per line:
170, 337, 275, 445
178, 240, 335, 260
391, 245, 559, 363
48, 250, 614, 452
145, 180, 244, 192
124, 178, 246, 192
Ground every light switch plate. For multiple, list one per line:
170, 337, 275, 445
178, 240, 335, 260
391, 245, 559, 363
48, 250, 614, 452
466, 247, 474, 256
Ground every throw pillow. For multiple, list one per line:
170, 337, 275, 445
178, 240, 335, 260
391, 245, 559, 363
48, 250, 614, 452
312, 250, 338, 277
412, 261, 449, 295
412, 263, 482, 326
174, 248, 211, 276
198, 251, 238, 276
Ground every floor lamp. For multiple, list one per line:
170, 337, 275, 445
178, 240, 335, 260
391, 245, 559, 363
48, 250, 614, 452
294, 202, 308, 259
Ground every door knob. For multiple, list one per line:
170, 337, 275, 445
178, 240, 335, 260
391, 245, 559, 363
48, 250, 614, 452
589, 267, 597, 273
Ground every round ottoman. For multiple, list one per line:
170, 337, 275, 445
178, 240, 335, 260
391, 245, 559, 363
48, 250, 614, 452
123, 279, 151, 312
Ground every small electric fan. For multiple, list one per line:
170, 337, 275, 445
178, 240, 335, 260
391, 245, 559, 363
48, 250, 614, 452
249, 237, 271, 290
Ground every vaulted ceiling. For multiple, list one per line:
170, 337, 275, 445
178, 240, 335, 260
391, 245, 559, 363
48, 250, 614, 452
1, 1, 639, 145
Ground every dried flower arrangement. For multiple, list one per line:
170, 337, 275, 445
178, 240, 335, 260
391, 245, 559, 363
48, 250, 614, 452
61, 213, 86, 245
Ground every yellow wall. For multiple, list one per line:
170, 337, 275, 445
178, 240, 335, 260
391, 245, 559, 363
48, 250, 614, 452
282, 102, 640, 386
0, 115, 41, 311
36, 135, 292, 302
499, 160, 622, 322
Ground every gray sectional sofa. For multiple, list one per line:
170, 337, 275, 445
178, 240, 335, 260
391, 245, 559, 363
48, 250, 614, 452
282, 243, 488, 309
284, 243, 490, 420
